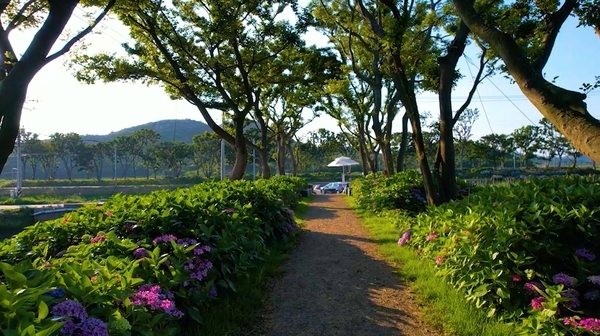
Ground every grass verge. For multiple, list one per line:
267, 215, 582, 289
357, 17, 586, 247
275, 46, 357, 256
347, 197, 514, 336
186, 195, 313, 336
0, 193, 111, 205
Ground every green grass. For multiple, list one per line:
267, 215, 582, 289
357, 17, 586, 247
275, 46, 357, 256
0, 208, 34, 240
0, 193, 113, 205
348, 197, 514, 336
185, 195, 313, 336
0, 176, 205, 188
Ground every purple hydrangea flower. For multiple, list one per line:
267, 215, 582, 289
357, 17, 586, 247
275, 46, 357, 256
564, 317, 600, 332
588, 275, 600, 286
397, 230, 411, 246
133, 247, 149, 259
584, 290, 599, 300
176, 238, 198, 247
553, 273, 577, 287
152, 234, 177, 245
78, 318, 109, 336
130, 284, 183, 317
531, 296, 545, 310
46, 288, 66, 299
193, 245, 212, 255
61, 320, 77, 335
561, 289, 580, 308
524, 282, 544, 295
208, 287, 218, 298
51, 300, 87, 321
575, 248, 596, 261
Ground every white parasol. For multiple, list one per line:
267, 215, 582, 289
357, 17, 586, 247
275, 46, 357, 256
327, 156, 360, 182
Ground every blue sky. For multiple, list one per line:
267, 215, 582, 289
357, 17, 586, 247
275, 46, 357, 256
10, 5, 600, 141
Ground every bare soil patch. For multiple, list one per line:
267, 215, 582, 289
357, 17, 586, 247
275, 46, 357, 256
248, 194, 439, 336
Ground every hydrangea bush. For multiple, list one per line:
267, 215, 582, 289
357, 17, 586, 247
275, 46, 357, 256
350, 170, 471, 214
0, 177, 306, 335
383, 176, 600, 335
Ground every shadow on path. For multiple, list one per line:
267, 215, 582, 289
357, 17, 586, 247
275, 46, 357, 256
250, 195, 435, 336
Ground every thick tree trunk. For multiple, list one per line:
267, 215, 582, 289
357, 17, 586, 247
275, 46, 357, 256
397, 113, 409, 172
408, 109, 437, 205
275, 134, 287, 176
229, 118, 247, 180
0, 0, 87, 174
286, 142, 299, 176
453, 0, 600, 164
438, 76, 457, 203
358, 138, 369, 175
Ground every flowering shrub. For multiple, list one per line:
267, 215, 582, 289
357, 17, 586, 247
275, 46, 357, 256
350, 170, 471, 214
0, 177, 306, 335
389, 176, 600, 334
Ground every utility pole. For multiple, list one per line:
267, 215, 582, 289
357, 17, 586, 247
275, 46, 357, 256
113, 144, 117, 182
15, 128, 24, 197
220, 111, 226, 180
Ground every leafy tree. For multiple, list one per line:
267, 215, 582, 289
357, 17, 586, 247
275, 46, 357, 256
111, 135, 137, 177
312, 0, 403, 175
479, 134, 514, 169
191, 133, 220, 179
72, 0, 308, 180
39, 142, 58, 180
0, 0, 117, 173
539, 118, 569, 168
511, 125, 541, 167
452, 0, 600, 162
156, 142, 191, 179
454, 108, 480, 169
131, 129, 161, 179
79, 142, 110, 181
21, 132, 44, 179
322, 72, 374, 175
49, 132, 85, 180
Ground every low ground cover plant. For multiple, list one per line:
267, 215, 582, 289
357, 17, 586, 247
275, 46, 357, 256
0, 177, 305, 336
354, 173, 600, 335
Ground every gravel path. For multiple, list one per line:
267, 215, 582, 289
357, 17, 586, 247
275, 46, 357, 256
249, 194, 438, 336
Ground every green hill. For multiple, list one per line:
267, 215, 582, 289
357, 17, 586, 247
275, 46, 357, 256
82, 119, 211, 143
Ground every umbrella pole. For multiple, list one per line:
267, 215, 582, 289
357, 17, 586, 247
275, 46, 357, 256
342, 166, 345, 182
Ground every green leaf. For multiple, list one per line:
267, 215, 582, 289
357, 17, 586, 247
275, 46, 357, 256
187, 307, 203, 323
34, 322, 63, 336
38, 300, 49, 320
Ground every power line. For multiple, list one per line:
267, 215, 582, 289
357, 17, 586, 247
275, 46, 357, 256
465, 57, 494, 134
464, 55, 537, 126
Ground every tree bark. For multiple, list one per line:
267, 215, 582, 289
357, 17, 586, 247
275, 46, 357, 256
0, 0, 116, 173
397, 113, 409, 172
452, 0, 600, 164
229, 116, 248, 180
276, 134, 286, 175
286, 142, 299, 176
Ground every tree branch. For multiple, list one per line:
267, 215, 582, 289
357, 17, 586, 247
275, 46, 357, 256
44, 0, 117, 66
453, 46, 488, 124
6, 0, 38, 32
531, 0, 577, 72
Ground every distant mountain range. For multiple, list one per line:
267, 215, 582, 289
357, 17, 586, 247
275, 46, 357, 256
82, 119, 212, 143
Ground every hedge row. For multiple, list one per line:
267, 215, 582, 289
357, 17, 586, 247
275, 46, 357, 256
352, 172, 600, 335
0, 176, 307, 336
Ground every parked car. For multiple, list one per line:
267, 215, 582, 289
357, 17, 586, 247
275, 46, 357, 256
320, 182, 348, 194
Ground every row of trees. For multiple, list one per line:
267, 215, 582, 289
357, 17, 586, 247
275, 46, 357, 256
19, 129, 221, 180
17, 112, 586, 181
0, 0, 598, 205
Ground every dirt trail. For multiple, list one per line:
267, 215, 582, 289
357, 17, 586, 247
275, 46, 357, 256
249, 194, 438, 336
